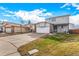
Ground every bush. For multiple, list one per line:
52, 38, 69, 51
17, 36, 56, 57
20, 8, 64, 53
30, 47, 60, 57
43, 33, 72, 42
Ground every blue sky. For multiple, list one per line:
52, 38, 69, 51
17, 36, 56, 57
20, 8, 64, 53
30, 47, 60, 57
0, 3, 72, 15
0, 3, 79, 25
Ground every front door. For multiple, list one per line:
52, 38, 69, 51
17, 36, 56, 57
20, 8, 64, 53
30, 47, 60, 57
53, 25, 57, 32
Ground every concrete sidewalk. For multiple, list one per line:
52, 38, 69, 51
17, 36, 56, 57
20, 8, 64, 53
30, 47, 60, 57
0, 33, 45, 56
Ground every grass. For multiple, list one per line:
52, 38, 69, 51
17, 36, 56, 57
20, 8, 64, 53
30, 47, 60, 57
18, 33, 79, 56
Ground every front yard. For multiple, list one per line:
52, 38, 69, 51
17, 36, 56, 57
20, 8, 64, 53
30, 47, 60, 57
18, 33, 79, 56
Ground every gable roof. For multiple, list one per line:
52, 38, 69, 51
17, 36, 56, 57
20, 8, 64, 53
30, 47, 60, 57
46, 14, 70, 20
34, 21, 53, 25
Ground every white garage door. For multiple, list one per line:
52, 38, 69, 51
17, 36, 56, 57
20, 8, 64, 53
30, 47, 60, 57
36, 27, 50, 33
6, 28, 12, 33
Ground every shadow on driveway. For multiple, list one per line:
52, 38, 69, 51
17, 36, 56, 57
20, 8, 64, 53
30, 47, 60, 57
0, 33, 28, 37
27, 33, 46, 38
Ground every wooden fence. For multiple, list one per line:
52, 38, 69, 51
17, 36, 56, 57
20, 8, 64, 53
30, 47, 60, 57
69, 29, 79, 34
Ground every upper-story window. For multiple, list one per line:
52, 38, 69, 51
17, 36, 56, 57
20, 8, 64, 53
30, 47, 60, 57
38, 23, 48, 28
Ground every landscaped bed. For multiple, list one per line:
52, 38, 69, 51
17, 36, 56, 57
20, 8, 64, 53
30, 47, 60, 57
18, 33, 79, 56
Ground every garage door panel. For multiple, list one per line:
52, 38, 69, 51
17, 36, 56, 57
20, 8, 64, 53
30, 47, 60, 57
6, 28, 11, 33
14, 28, 21, 32
36, 27, 50, 33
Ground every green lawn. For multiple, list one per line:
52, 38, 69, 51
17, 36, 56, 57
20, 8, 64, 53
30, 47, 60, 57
18, 33, 79, 56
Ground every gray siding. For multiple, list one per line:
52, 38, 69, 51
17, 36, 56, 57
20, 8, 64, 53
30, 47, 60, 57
57, 25, 69, 33
50, 24, 54, 33
47, 15, 69, 24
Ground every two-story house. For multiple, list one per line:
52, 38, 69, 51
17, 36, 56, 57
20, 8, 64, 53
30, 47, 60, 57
34, 15, 73, 33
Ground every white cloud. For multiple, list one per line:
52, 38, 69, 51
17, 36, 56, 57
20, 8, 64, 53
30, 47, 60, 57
29, 9, 46, 15
7, 10, 14, 14
60, 3, 71, 8
0, 6, 6, 10
61, 3, 79, 10
0, 6, 53, 23
15, 10, 45, 23
71, 3, 79, 10
67, 8, 71, 10
3, 14, 12, 17
3, 19, 8, 22
15, 9, 53, 23
72, 3, 79, 7
0, 6, 14, 14
40, 12, 53, 17
71, 11, 77, 15
76, 7, 79, 10
0, 6, 79, 26
70, 14, 79, 25
0, 19, 8, 22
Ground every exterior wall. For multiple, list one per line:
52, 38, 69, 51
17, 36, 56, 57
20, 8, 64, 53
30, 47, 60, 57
14, 26, 21, 33
3, 27, 5, 32
4, 24, 12, 33
57, 25, 69, 33
5, 26, 28, 33
55, 16, 69, 24
46, 15, 70, 33
0, 26, 3, 31
22, 27, 27, 32
26, 24, 36, 32
30, 24, 36, 32
0, 22, 3, 32
50, 24, 54, 33
47, 15, 69, 24
5, 27, 12, 33
36, 22, 50, 33
4, 24, 29, 33
35, 22, 69, 33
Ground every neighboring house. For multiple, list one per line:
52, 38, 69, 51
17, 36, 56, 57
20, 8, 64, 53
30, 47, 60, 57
34, 15, 70, 33
26, 24, 36, 32
3, 22, 29, 33
0, 21, 3, 32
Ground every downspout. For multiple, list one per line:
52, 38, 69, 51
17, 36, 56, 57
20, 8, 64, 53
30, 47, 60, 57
68, 16, 70, 33
20, 24, 22, 33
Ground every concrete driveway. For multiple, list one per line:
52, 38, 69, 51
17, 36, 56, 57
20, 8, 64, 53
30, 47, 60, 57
0, 33, 46, 56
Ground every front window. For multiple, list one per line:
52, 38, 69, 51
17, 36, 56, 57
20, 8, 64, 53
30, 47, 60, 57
61, 25, 63, 28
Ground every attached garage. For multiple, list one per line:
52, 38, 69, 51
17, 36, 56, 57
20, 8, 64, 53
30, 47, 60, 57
22, 27, 27, 32
35, 22, 53, 33
4, 24, 14, 33
36, 27, 50, 33
5, 27, 12, 33
14, 26, 21, 33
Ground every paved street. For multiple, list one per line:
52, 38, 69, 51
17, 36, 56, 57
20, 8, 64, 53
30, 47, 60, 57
0, 33, 45, 56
